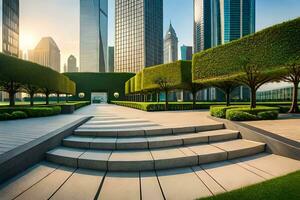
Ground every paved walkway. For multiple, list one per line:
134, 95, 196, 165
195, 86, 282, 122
0, 153, 299, 200
0, 115, 82, 155
244, 114, 300, 143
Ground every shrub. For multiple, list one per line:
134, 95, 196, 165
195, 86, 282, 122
210, 106, 242, 118
11, 111, 28, 119
0, 113, 12, 121
0, 106, 61, 118
226, 110, 258, 121
257, 111, 279, 120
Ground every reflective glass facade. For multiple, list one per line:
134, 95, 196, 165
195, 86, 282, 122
80, 0, 108, 72
108, 46, 114, 72
257, 86, 300, 102
115, 0, 163, 73
221, 0, 255, 43
0, 0, 19, 57
181, 45, 193, 61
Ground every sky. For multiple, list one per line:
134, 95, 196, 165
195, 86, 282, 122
20, 0, 300, 89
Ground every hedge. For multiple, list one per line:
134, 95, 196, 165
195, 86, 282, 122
0, 106, 61, 119
65, 73, 135, 102
193, 17, 300, 85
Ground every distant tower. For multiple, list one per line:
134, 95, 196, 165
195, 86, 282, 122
115, 0, 163, 73
28, 37, 61, 72
108, 46, 114, 72
67, 55, 78, 72
80, 0, 108, 72
164, 22, 178, 64
181, 45, 193, 61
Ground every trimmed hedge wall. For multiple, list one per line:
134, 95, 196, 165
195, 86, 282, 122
65, 73, 135, 102
0, 53, 75, 95
193, 17, 300, 84
0, 106, 62, 118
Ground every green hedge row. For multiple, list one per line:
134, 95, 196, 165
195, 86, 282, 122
210, 106, 280, 121
193, 17, 300, 84
0, 106, 62, 120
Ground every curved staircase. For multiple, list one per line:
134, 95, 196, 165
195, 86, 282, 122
46, 116, 266, 172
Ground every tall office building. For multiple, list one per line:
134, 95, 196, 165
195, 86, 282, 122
0, 0, 19, 102
115, 0, 163, 73
80, 0, 108, 72
164, 22, 178, 64
193, 0, 221, 53
181, 45, 193, 60
67, 55, 78, 72
28, 37, 61, 72
108, 46, 114, 72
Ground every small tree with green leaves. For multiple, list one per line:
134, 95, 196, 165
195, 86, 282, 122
212, 81, 240, 107
281, 58, 300, 113
154, 77, 174, 111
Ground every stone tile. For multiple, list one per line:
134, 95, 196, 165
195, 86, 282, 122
108, 150, 154, 171
211, 139, 265, 159
188, 144, 227, 164
172, 126, 196, 134
0, 162, 58, 200
63, 136, 94, 148
144, 128, 173, 136
140, 171, 164, 200
78, 150, 112, 170
50, 169, 105, 200
236, 153, 300, 177
98, 172, 140, 200
148, 135, 183, 148
195, 124, 224, 132
151, 148, 198, 170
116, 137, 148, 149
15, 166, 75, 200
179, 133, 208, 145
202, 129, 239, 142
117, 129, 145, 137
74, 129, 118, 137
192, 166, 226, 195
47, 147, 85, 167
90, 137, 117, 150
157, 167, 212, 200
202, 161, 264, 191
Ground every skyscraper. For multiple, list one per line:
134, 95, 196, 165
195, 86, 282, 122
164, 22, 178, 64
115, 0, 163, 73
181, 45, 193, 61
0, 0, 19, 57
0, 0, 19, 102
28, 37, 61, 72
220, 0, 256, 43
67, 55, 78, 72
108, 46, 114, 72
193, 0, 221, 53
80, 0, 108, 72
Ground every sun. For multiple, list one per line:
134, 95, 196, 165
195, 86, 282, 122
20, 34, 37, 52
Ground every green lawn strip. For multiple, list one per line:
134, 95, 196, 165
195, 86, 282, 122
199, 170, 300, 200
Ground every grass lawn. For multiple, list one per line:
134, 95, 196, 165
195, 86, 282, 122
199, 171, 300, 200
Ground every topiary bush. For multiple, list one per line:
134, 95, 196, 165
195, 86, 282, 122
11, 111, 28, 119
0, 113, 12, 121
0, 106, 62, 118
210, 106, 242, 118
226, 110, 258, 121
257, 111, 279, 120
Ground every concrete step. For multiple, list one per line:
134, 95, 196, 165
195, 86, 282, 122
85, 119, 153, 125
63, 129, 239, 150
46, 139, 265, 171
73, 123, 225, 137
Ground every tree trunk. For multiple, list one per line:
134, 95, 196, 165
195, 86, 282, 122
57, 93, 60, 103
66, 94, 69, 103
30, 93, 34, 106
46, 93, 50, 105
289, 81, 299, 113
9, 91, 15, 107
250, 87, 257, 109
192, 90, 197, 110
157, 92, 160, 103
165, 90, 169, 111
226, 89, 231, 107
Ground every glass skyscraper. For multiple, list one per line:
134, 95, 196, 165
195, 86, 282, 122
0, 0, 19, 57
115, 0, 163, 73
181, 45, 193, 61
80, 0, 108, 72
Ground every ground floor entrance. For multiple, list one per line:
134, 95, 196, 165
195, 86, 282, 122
91, 92, 108, 104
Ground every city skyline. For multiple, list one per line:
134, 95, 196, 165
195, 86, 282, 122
19, 0, 300, 72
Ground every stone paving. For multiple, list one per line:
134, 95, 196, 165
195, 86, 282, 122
244, 114, 300, 143
1, 104, 300, 200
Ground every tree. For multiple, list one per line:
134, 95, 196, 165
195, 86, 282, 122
187, 83, 205, 109
23, 84, 39, 106
236, 58, 280, 109
281, 58, 300, 113
212, 81, 240, 107
154, 77, 174, 111
0, 80, 21, 106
